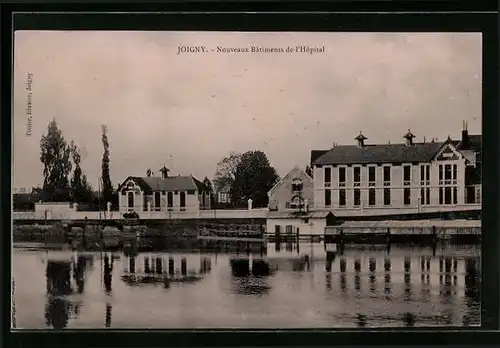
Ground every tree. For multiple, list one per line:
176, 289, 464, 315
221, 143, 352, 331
230, 150, 279, 208
100, 125, 114, 206
40, 119, 72, 201
69, 141, 93, 204
305, 165, 313, 178
202, 177, 216, 207
213, 152, 241, 193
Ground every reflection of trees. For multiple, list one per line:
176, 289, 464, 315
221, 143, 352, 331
105, 304, 112, 328
104, 254, 114, 293
45, 297, 70, 329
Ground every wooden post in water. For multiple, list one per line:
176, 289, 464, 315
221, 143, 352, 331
369, 258, 376, 273
129, 257, 136, 274
384, 258, 391, 272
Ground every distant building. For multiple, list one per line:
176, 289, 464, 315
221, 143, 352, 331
310, 122, 481, 211
216, 183, 232, 204
117, 166, 211, 214
267, 166, 314, 212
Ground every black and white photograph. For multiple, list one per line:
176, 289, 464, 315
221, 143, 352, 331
12, 30, 482, 329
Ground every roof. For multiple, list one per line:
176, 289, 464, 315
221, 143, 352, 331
310, 150, 329, 164
267, 166, 313, 197
313, 141, 444, 166
117, 175, 208, 193
313, 133, 481, 166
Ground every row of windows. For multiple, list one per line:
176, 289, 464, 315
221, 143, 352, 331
323, 164, 458, 186
323, 187, 459, 207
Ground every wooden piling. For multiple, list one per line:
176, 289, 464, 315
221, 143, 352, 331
340, 258, 346, 273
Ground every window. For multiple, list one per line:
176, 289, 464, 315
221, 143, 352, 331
167, 192, 173, 207
354, 167, 361, 184
421, 188, 431, 205
420, 166, 425, 182
187, 190, 195, 195
404, 188, 411, 205
180, 192, 186, 208
439, 188, 444, 205
338, 167, 346, 186
384, 188, 391, 206
426, 166, 430, 181
128, 192, 134, 208
354, 189, 361, 206
368, 188, 376, 206
368, 167, 376, 183
453, 187, 457, 204
324, 167, 331, 186
285, 201, 291, 209
383, 166, 391, 184
339, 189, 346, 206
444, 187, 452, 204
403, 165, 411, 183
324, 190, 331, 207
452, 164, 457, 181
154, 192, 161, 208
444, 164, 452, 181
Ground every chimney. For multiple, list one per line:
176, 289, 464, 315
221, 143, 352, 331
355, 131, 367, 148
461, 120, 469, 148
403, 129, 416, 146
146, 169, 152, 177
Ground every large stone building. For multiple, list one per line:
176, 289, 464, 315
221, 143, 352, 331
310, 123, 481, 211
117, 166, 211, 214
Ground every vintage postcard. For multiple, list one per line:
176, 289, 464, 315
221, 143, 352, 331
12, 30, 481, 329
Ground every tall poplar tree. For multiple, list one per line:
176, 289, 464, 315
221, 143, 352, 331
100, 125, 114, 206
40, 119, 72, 202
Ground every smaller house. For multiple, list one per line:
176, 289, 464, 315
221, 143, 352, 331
267, 166, 314, 212
216, 183, 232, 204
117, 166, 210, 214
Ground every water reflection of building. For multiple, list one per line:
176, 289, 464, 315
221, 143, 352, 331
319, 250, 480, 327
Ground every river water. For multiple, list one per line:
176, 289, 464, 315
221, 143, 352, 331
12, 243, 480, 329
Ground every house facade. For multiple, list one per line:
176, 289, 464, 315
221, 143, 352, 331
268, 166, 314, 212
311, 123, 481, 211
117, 167, 210, 214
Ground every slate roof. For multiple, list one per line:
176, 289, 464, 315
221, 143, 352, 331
117, 175, 208, 193
312, 135, 482, 166
312, 142, 444, 166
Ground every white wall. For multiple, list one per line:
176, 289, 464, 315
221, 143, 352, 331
266, 217, 327, 236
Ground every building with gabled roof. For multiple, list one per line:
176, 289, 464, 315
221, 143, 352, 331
310, 122, 481, 211
117, 166, 211, 214
267, 166, 314, 212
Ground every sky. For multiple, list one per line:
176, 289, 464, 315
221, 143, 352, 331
13, 31, 482, 190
